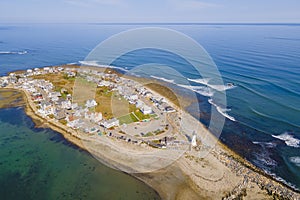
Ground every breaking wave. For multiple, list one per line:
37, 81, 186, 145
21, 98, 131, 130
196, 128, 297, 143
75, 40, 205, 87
79, 61, 128, 72
209, 84, 236, 91
208, 99, 236, 121
150, 75, 175, 83
253, 152, 278, 168
148, 76, 215, 97
178, 84, 214, 97
252, 141, 277, 148
272, 132, 300, 148
187, 78, 210, 85
188, 78, 236, 91
0, 50, 27, 55
66, 62, 78, 65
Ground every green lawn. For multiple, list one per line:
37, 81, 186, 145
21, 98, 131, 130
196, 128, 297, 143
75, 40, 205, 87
118, 113, 139, 125
133, 110, 150, 120
143, 132, 154, 137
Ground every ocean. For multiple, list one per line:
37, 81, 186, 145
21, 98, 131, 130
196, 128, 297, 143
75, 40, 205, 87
0, 23, 299, 190
0, 107, 161, 199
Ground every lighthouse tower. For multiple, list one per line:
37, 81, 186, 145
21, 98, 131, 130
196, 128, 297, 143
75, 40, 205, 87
191, 131, 197, 147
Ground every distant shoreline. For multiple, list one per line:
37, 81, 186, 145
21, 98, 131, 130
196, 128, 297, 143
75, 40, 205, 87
1, 65, 299, 199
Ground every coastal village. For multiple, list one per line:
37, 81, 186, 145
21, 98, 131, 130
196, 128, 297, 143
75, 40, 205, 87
0, 65, 299, 200
0, 65, 185, 149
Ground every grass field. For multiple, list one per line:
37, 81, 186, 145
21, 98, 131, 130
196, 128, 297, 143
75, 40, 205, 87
73, 76, 97, 106
94, 87, 136, 119
133, 110, 150, 120
118, 113, 139, 125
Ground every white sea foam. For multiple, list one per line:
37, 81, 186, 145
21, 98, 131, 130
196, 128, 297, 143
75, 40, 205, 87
150, 75, 175, 83
188, 78, 236, 91
290, 157, 300, 167
67, 62, 78, 65
208, 84, 236, 91
208, 99, 236, 121
272, 132, 300, 148
0, 50, 27, 55
177, 84, 214, 97
253, 152, 277, 167
252, 141, 277, 148
267, 172, 299, 191
79, 61, 128, 72
187, 78, 210, 85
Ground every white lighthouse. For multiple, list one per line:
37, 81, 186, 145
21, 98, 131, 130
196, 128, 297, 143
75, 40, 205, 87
191, 131, 197, 147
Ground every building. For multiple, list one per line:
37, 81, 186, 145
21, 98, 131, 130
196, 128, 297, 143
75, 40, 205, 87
102, 118, 119, 129
43, 67, 50, 71
48, 92, 61, 99
26, 69, 33, 75
32, 93, 43, 102
141, 105, 152, 115
129, 94, 138, 101
98, 80, 112, 87
85, 99, 97, 108
61, 100, 72, 110
38, 102, 55, 116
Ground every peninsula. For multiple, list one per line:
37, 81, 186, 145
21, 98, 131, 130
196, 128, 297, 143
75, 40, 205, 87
0, 65, 299, 200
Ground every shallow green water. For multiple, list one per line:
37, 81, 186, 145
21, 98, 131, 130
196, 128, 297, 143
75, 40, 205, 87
0, 107, 160, 200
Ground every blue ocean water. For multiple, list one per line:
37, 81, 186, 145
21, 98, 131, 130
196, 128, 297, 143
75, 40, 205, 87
0, 23, 299, 189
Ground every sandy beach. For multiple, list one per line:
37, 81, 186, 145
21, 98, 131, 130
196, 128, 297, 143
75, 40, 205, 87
1, 69, 299, 200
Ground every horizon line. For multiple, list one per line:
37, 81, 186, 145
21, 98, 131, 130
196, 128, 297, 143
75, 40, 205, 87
1, 22, 300, 26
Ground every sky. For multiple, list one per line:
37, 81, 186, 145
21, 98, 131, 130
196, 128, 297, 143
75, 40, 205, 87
0, 0, 299, 23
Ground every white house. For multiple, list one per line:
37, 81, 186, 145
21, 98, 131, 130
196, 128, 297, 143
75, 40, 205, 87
129, 94, 138, 101
51, 96, 59, 102
102, 118, 119, 129
86, 99, 97, 108
0, 79, 8, 87
98, 80, 112, 87
38, 102, 55, 116
141, 105, 152, 115
61, 100, 72, 110
67, 118, 84, 129
26, 69, 33, 74
48, 92, 61, 99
